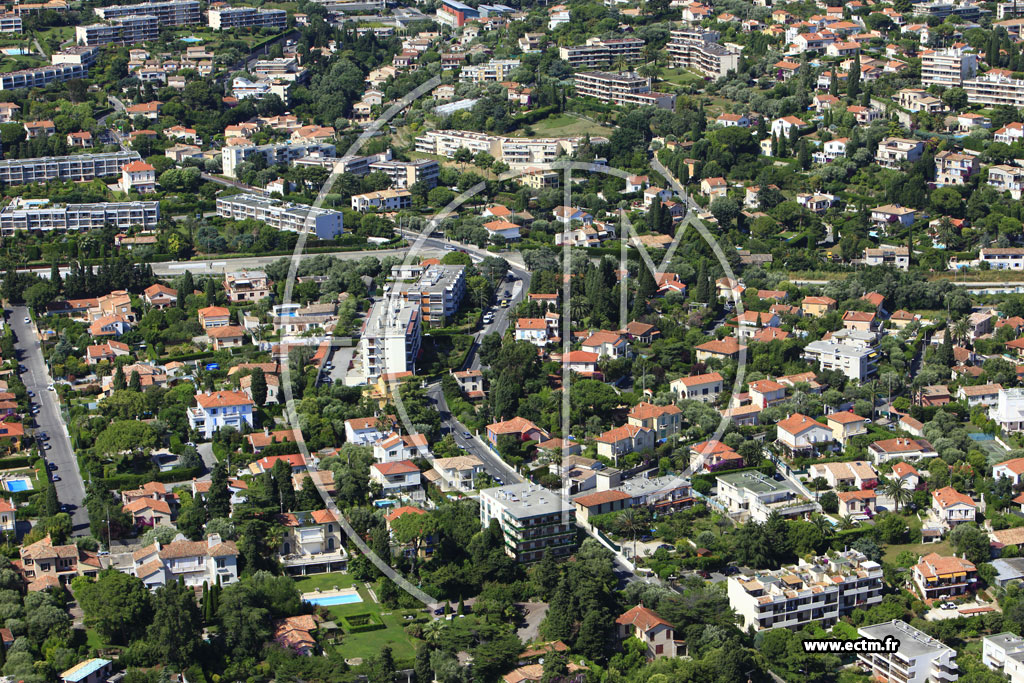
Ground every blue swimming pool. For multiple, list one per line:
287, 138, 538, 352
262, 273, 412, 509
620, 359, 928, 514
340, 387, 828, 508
179, 36, 203, 43
5, 480, 29, 492
303, 593, 363, 606
2, 48, 28, 56
968, 433, 995, 441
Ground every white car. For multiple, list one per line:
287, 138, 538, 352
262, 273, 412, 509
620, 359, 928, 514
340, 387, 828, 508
23, 317, 29, 324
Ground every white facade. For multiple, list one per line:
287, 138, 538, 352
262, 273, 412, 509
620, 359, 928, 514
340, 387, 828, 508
983, 633, 1024, 683
802, 339, 878, 380
858, 620, 959, 683
132, 534, 238, 590
216, 194, 343, 239
0, 199, 158, 235
187, 390, 255, 440
221, 142, 335, 179
921, 48, 977, 87
360, 299, 422, 380
716, 470, 818, 523
991, 387, 1024, 431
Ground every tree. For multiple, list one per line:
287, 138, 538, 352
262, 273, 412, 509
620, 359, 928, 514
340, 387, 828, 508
950, 523, 990, 565
113, 366, 126, 392
73, 569, 153, 644
177, 271, 193, 309
148, 578, 202, 665
366, 645, 396, 683
882, 477, 912, 511
539, 575, 574, 641
575, 609, 609, 662
207, 462, 232, 519
709, 197, 740, 229
249, 368, 267, 407
218, 582, 271, 659
271, 458, 296, 512
204, 279, 216, 306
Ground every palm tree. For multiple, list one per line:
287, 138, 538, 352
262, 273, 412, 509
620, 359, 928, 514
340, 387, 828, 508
839, 514, 856, 531
883, 477, 913, 512
616, 508, 646, 560
952, 317, 970, 346
811, 514, 833, 539
421, 619, 445, 644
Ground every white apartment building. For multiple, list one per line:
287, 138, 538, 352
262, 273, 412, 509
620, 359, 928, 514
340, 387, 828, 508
983, 633, 1024, 683
727, 551, 883, 631
573, 71, 676, 109
360, 299, 422, 380
990, 387, 1024, 431
988, 164, 1024, 199
398, 264, 466, 325
921, 48, 977, 87
351, 189, 412, 212
413, 129, 600, 168
367, 158, 439, 189
980, 247, 1024, 270
858, 620, 959, 683
187, 390, 255, 440
875, 137, 925, 169
0, 151, 140, 185
208, 6, 287, 29
863, 245, 909, 270
0, 199, 158, 235
802, 339, 879, 380
716, 470, 819, 523
76, 14, 158, 46
666, 28, 739, 78
0, 62, 86, 90
222, 141, 335, 178
216, 193, 343, 239
49, 46, 99, 67
965, 72, 1024, 108
934, 150, 979, 185
459, 59, 520, 83
232, 77, 291, 103
132, 533, 239, 589
479, 484, 576, 563
0, 13, 22, 32
94, 0, 200, 25
559, 37, 645, 68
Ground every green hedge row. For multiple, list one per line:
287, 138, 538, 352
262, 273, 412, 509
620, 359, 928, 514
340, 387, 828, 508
0, 456, 32, 470
98, 466, 203, 490
341, 613, 386, 633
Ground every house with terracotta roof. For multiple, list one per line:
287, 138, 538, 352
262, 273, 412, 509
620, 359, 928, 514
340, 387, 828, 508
931, 487, 977, 528
777, 413, 833, 454
277, 510, 346, 574
912, 553, 977, 600
373, 432, 429, 463
581, 330, 629, 359
370, 460, 422, 495
689, 440, 743, 472
503, 662, 587, 683
515, 317, 552, 346
188, 390, 254, 439
670, 372, 724, 403
573, 489, 632, 524
891, 462, 921, 489
89, 314, 133, 337
142, 283, 177, 308
802, 296, 837, 317
132, 533, 238, 589
198, 305, 230, 329
826, 411, 870, 446
208, 325, 246, 351
749, 379, 786, 409
627, 402, 682, 440
842, 310, 877, 332
432, 455, 485, 492
247, 452, 309, 476
120, 160, 157, 193
486, 416, 550, 449
958, 383, 1002, 407
18, 534, 101, 590
809, 461, 879, 490
344, 415, 394, 445
994, 457, 1024, 485
85, 340, 131, 365
596, 423, 654, 461
273, 614, 320, 655
694, 337, 746, 362
621, 320, 659, 343
560, 350, 600, 377
123, 497, 173, 529
0, 422, 24, 451
838, 489, 876, 517
246, 427, 299, 453
0, 498, 14, 533
868, 437, 937, 463
616, 604, 680, 659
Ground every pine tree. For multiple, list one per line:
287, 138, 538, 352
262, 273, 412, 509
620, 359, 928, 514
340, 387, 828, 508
539, 575, 575, 641
177, 270, 193, 309
848, 51, 861, 99
129, 371, 141, 392
113, 365, 126, 391
576, 609, 610, 662
250, 368, 267, 406
798, 139, 811, 170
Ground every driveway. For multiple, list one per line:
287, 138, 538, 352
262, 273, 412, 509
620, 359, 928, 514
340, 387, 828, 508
9, 307, 88, 534
924, 600, 996, 621
516, 602, 548, 642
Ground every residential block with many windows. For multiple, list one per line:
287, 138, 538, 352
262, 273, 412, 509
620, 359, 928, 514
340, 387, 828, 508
479, 483, 576, 563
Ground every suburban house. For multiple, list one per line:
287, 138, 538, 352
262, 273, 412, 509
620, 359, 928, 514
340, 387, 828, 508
912, 553, 978, 600
596, 424, 655, 461
616, 605, 680, 659
626, 402, 682, 440
486, 416, 550, 449
776, 413, 833, 454
373, 432, 430, 463
670, 372, 724, 403
188, 390, 255, 439
431, 455, 485, 492
131, 533, 239, 589
369, 460, 422, 495
344, 415, 395, 445
868, 438, 937, 463
808, 461, 879, 489
276, 509, 347, 575
826, 411, 870, 446
838, 490, 876, 517
931, 487, 977, 528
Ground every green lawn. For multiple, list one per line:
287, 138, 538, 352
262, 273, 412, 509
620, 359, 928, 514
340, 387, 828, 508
523, 113, 614, 139
293, 573, 422, 662
883, 539, 952, 564
659, 68, 706, 88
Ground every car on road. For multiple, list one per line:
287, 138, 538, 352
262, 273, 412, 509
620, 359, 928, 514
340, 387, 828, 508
23, 317, 29, 324
59, 504, 70, 513
37, 433, 47, 441
17, 365, 25, 373
51, 475, 60, 482
462, 431, 472, 439
26, 391, 33, 398
941, 602, 957, 610
42, 443, 50, 450
47, 463, 57, 471
657, 544, 675, 552
47, 384, 54, 391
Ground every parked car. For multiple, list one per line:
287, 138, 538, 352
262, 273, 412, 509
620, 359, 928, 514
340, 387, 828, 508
46, 463, 57, 471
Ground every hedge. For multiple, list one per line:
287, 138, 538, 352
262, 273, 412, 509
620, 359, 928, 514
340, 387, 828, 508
0, 456, 32, 469
97, 466, 203, 490
690, 460, 775, 489
341, 613, 386, 634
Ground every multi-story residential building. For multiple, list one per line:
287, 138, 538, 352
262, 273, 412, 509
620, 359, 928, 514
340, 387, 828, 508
965, 72, 1024, 108
0, 198, 158, 235
277, 509, 347, 575
232, 77, 292, 103
216, 194, 343, 239
19, 534, 101, 590
932, 486, 977, 527
132, 533, 239, 589
626, 402, 682, 440
990, 387, 1024, 431
222, 141, 335, 178
120, 160, 156, 193
459, 59, 520, 83
716, 470, 819, 522
559, 37, 645, 68
397, 264, 466, 326
863, 245, 910, 270
370, 460, 422, 495
573, 71, 676, 109
666, 28, 739, 78
351, 189, 412, 212
431, 455, 485, 492
670, 372, 724, 403
921, 48, 977, 87
980, 247, 1024, 271
208, 5, 287, 29
188, 390, 255, 439
0, 498, 14, 533
983, 633, 1024, 682
223, 270, 271, 303
912, 553, 977, 600
367, 158, 439, 189
988, 164, 1024, 199
728, 551, 884, 631
414, 129, 602, 168
0, 151, 139, 185
76, 14, 159, 46
360, 299, 422, 380
49, 46, 97, 68
94, 0, 200, 25
0, 62, 84, 90
858, 620, 959, 683
0, 13, 22, 32
875, 137, 925, 168
479, 483, 576, 563
934, 150, 979, 185
372, 432, 428, 463
803, 338, 879, 381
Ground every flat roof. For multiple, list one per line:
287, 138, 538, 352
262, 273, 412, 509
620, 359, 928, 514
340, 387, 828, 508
481, 483, 572, 518
858, 620, 954, 659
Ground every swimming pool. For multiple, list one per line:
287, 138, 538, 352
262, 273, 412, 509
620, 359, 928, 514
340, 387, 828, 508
303, 593, 363, 606
5, 480, 29, 492
2, 48, 28, 56
968, 433, 995, 441
180, 36, 203, 43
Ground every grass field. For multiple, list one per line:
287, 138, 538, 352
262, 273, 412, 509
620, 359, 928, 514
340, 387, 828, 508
294, 572, 422, 662
883, 539, 952, 564
659, 68, 706, 88
524, 113, 614, 138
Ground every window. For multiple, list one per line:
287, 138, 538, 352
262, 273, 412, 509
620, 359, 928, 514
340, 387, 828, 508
655, 644, 663, 655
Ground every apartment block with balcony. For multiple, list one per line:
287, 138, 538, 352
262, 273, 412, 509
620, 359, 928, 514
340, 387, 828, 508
459, 59, 520, 83
216, 193, 343, 239
727, 551, 883, 631
921, 48, 977, 87
965, 73, 1024, 108
76, 14, 158, 46
666, 29, 739, 78
0, 198, 158, 235
988, 164, 1024, 199
208, 5, 287, 29
983, 633, 1024, 682
367, 158, 439, 189
351, 189, 412, 212
875, 137, 925, 169
221, 141, 335, 178
480, 484, 576, 563
223, 270, 271, 303
803, 339, 879, 381
94, 0, 200, 25
558, 37, 645, 68
0, 62, 86, 90
0, 151, 140, 185
360, 299, 422, 380
857, 620, 958, 683
397, 264, 466, 326
912, 553, 977, 600
573, 71, 676, 109
716, 470, 819, 522
277, 509, 347, 575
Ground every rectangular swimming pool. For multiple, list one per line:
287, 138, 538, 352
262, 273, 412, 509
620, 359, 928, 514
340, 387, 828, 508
303, 593, 363, 606
5, 480, 29, 492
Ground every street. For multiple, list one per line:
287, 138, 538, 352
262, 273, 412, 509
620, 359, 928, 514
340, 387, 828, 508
9, 307, 89, 534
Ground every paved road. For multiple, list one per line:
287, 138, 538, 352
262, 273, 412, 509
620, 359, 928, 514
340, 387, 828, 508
9, 307, 89, 534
